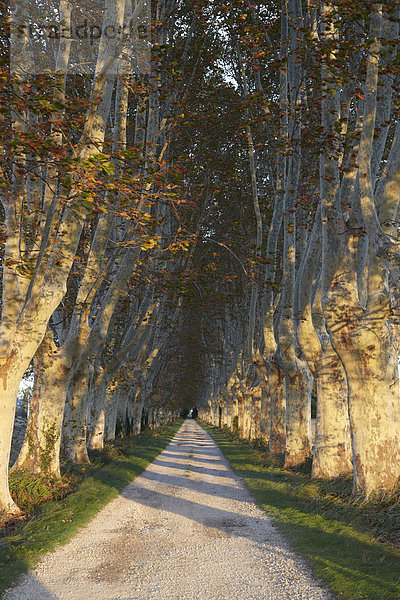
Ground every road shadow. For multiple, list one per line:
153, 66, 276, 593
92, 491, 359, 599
3, 574, 58, 600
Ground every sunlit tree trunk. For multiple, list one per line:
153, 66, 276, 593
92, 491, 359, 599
278, 0, 314, 469
242, 390, 252, 440
11, 329, 70, 477
320, 4, 400, 495
249, 386, 261, 440
296, 209, 352, 477
255, 362, 270, 443
236, 382, 245, 436
0, 0, 130, 515
268, 357, 286, 454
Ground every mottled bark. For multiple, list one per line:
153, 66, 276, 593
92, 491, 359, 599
296, 210, 352, 478
0, 0, 129, 515
259, 383, 271, 443
324, 258, 400, 495
250, 386, 261, 440
320, 3, 400, 495
62, 362, 90, 464
269, 358, 286, 454
283, 359, 313, 468
12, 329, 68, 477
87, 368, 109, 451
242, 391, 252, 440
104, 385, 120, 442
311, 343, 352, 478
132, 391, 145, 436
237, 390, 244, 437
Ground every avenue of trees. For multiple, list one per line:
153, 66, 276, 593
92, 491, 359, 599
1, 0, 400, 519
193, 0, 400, 499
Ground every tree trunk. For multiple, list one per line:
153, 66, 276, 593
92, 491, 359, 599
0, 366, 26, 515
132, 396, 145, 435
250, 387, 261, 440
62, 363, 90, 463
221, 394, 229, 428
87, 370, 108, 451
237, 390, 244, 437
116, 390, 129, 437
231, 391, 239, 434
104, 385, 120, 442
324, 260, 400, 495
295, 203, 352, 478
283, 357, 312, 468
255, 362, 270, 443
12, 331, 70, 477
297, 286, 353, 478
311, 344, 352, 478
242, 391, 252, 440
268, 357, 286, 454
259, 383, 271, 443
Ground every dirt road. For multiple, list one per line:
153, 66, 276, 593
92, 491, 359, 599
4, 420, 333, 600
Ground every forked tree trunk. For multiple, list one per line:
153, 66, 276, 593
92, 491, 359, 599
0, 0, 130, 516
0, 318, 65, 513
295, 210, 352, 478
297, 269, 352, 478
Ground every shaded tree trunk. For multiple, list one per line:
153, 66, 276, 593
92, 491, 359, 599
268, 358, 286, 454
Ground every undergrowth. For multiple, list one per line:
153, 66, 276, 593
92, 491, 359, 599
9, 471, 82, 516
205, 423, 400, 600
0, 421, 182, 596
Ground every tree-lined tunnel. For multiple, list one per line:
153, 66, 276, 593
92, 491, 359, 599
1, 0, 400, 525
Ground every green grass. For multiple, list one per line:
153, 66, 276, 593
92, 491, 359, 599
203, 423, 400, 600
9, 470, 77, 514
0, 421, 182, 596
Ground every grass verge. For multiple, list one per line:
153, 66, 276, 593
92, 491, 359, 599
203, 423, 400, 600
0, 421, 182, 596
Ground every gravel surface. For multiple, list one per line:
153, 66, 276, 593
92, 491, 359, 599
4, 420, 334, 600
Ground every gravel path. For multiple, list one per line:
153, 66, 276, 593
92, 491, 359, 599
4, 420, 334, 600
